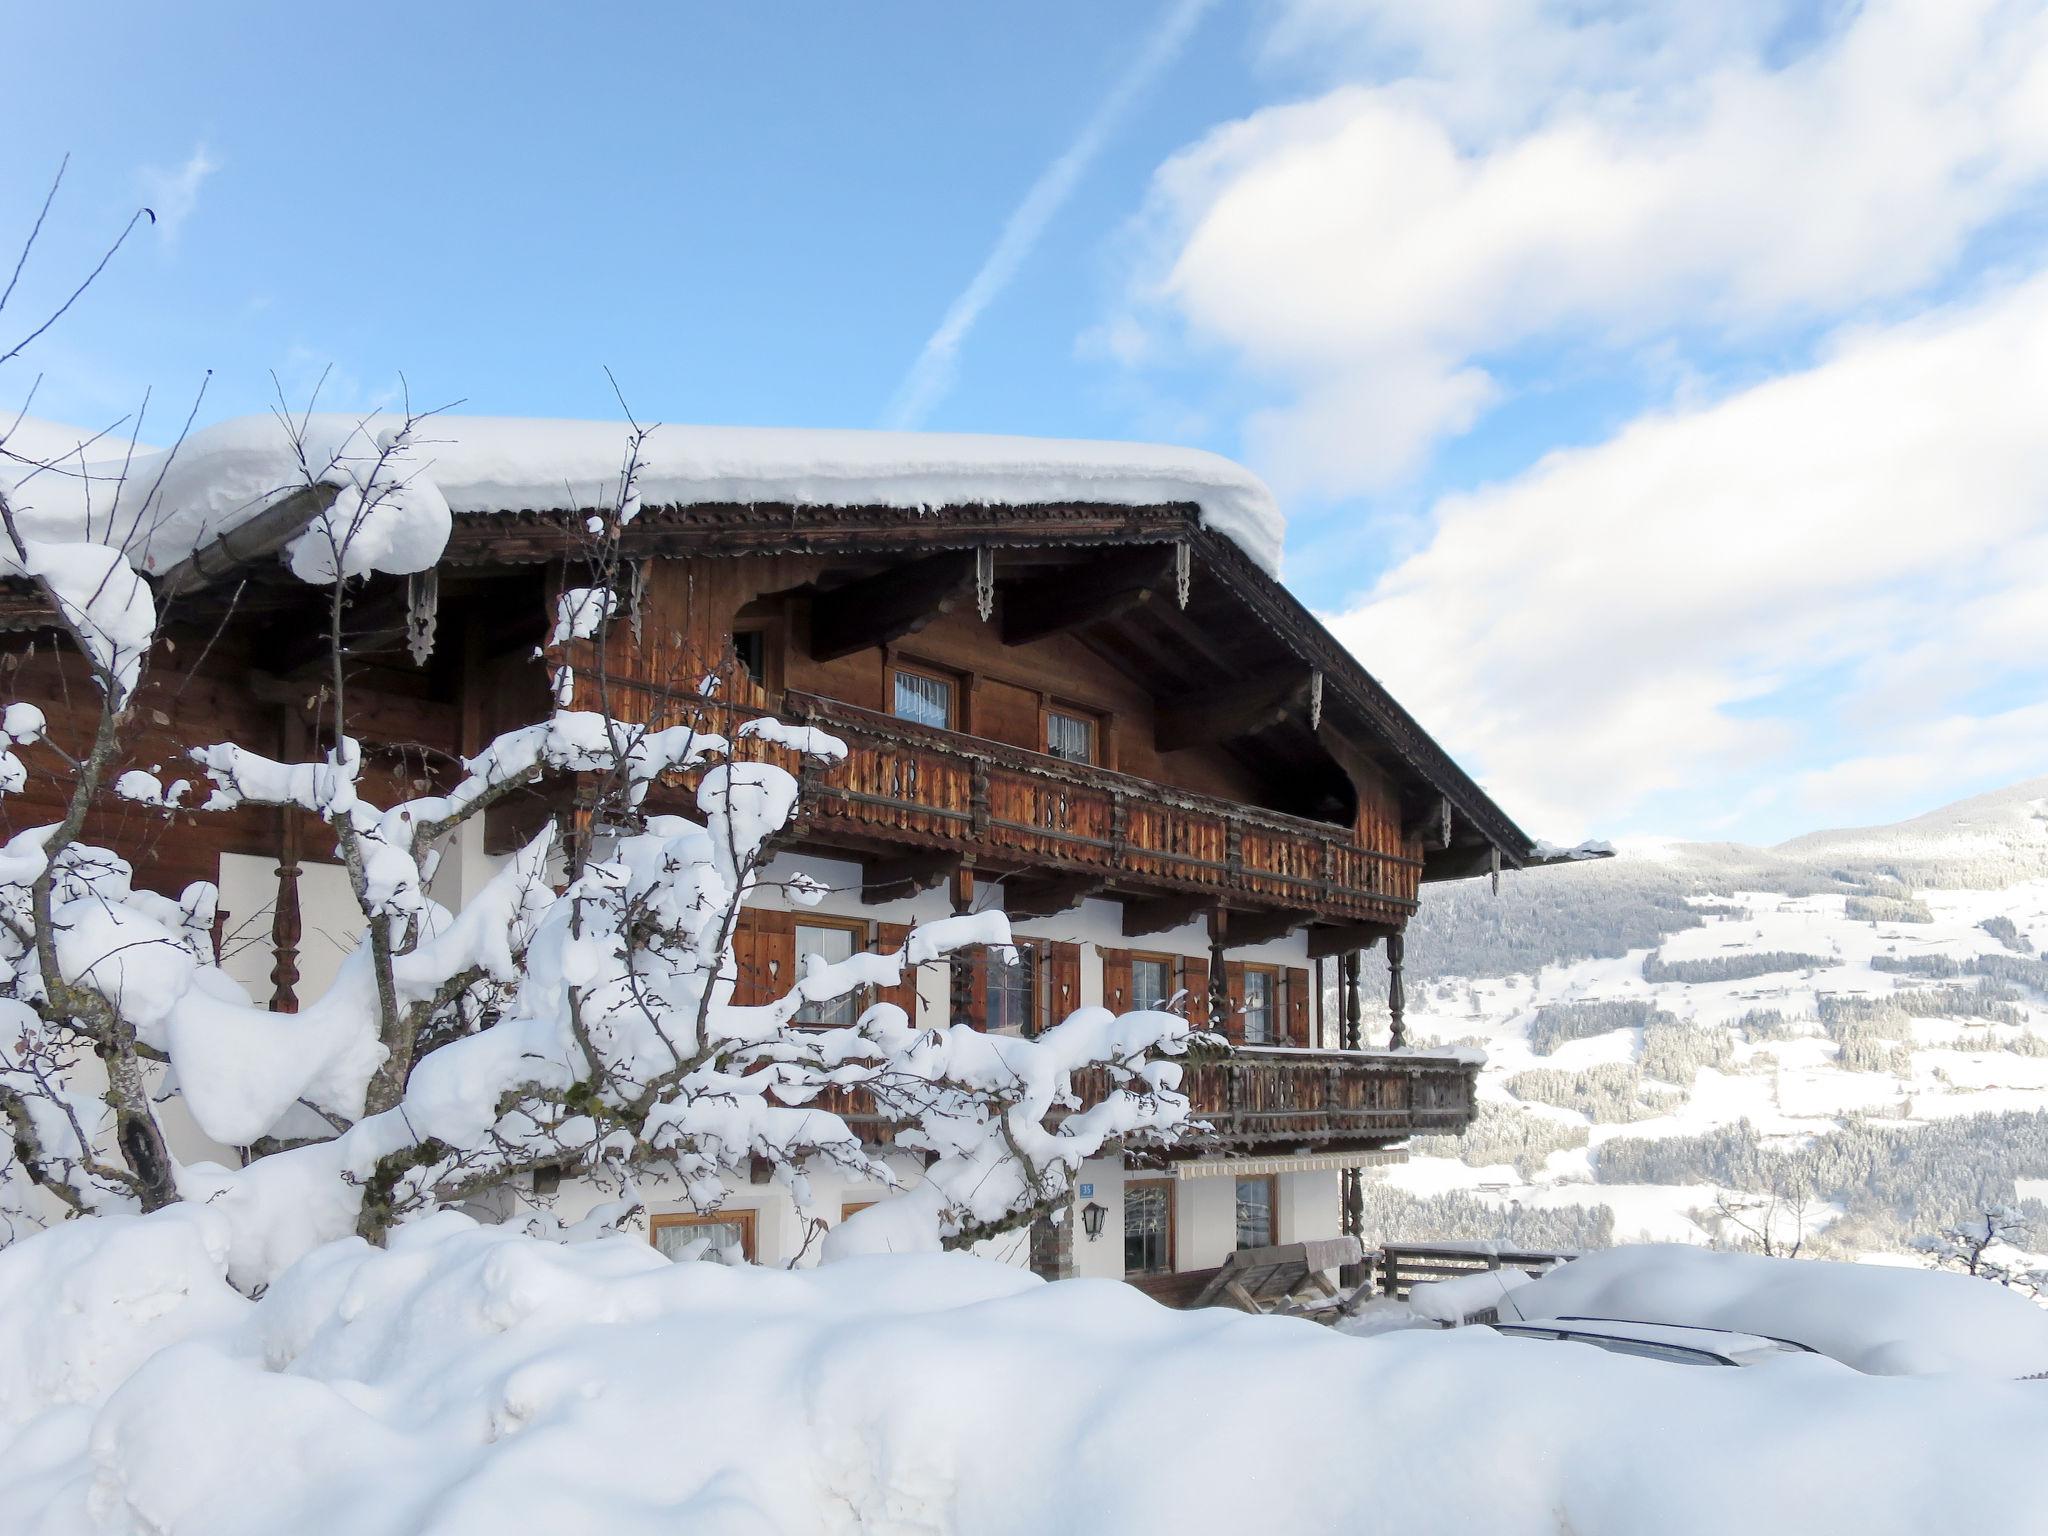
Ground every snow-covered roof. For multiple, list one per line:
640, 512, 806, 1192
1, 413, 1286, 578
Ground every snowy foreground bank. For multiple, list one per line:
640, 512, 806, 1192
5, 1211, 2047, 1536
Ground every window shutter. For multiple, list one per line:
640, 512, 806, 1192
874, 922, 916, 1020
1099, 946, 1131, 1012
755, 909, 796, 1008
1181, 955, 1209, 1028
1284, 966, 1311, 1047
1222, 960, 1248, 1044
1048, 942, 1081, 1028
731, 908, 795, 1007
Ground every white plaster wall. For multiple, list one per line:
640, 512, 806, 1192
201, 838, 1333, 1278
537, 1150, 1035, 1271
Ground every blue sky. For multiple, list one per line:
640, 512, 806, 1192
8, 1, 2048, 845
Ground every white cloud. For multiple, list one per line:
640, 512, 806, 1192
1323, 273, 2048, 839
1119, 0, 2048, 492
885, 0, 1217, 430
140, 144, 219, 243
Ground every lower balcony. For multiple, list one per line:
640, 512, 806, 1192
814, 1046, 1476, 1157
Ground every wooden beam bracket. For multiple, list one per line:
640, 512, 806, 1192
809, 550, 977, 661
999, 545, 1176, 646
1120, 892, 1215, 938
1001, 872, 1105, 920
860, 850, 963, 905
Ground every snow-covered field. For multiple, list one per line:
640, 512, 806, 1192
1384, 780, 2048, 1271
6, 1207, 2047, 1536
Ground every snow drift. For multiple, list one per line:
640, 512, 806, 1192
1507, 1243, 2048, 1377
4, 1211, 2047, 1536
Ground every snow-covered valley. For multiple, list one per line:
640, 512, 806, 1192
1374, 777, 2048, 1270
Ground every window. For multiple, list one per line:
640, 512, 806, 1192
795, 920, 863, 1026
840, 1200, 876, 1222
987, 942, 1039, 1035
1234, 1176, 1276, 1251
1130, 956, 1173, 1012
892, 668, 954, 729
1241, 967, 1276, 1045
1123, 1181, 1174, 1276
651, 1209, 756, 1264
731, 629, 766, 686
1044, 709, 1096, 764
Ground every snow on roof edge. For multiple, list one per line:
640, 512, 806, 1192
0, 413, 1286, 578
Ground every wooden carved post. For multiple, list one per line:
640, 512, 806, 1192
1340, 1165, 1366, 1291
1341, 949, 1362, 1051
270, 706, 305, 1013
949, 867, 975, 1027
270, 825, 302, 1014
1387, 931, 1407, 1050
1207, 908, 1229, 1033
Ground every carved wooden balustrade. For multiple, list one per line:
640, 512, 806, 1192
780, 691, 1421, 927
810, 1047, 1476, 1154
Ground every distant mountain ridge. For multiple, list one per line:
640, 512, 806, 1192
1374, 776, 2048, 1264
1404, 778, 2048, 986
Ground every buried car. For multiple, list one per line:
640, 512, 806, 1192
1490, 1316, 1818, 1368
1462, 1243, 2048, 1378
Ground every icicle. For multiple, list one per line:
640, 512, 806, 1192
405, 569, 439, 666
1490, 844, 1502, 895
629, 559, 648, 646
1175, 541, 1191, 608
975, 545, 995, 622
1309, 669, 1324, 731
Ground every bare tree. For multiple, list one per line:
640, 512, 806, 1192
0, 166, 1203, 1281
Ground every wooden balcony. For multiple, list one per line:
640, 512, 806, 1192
781, 691, 1420, 928
815, 1046, 1476, 1156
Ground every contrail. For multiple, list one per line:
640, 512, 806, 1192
883, 0, 1217, 431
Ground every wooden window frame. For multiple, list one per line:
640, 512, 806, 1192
1123, 1178, 1177, 1277
1233, 1174, 1278, 1251
985, 937, 1044, 1036
1238, 963, 1281, 1045
885, 656, 964, 731
839, 1199, 876, 1222
650, 1208, 758, 1262
1041, 702, 1103, 766
794, 915, 873, 1026
1127, 950, 1179, 1013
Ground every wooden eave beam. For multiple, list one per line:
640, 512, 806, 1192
998, 545, 1176, 646
1155, 672, 1314, 754
1223, 908, 1313, 947
154, 485, 340, 601
807, 550, 977, 662
1422, 841, 1508, 884
1307, 920, 1400, 961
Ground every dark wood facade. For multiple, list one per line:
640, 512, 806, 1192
0, 491, 1553, 1155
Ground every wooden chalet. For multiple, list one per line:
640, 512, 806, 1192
0, 419, 1590, 1282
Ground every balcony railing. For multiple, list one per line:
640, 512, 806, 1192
781, 691, 1420, 925
812, 1047, 1475, 1154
